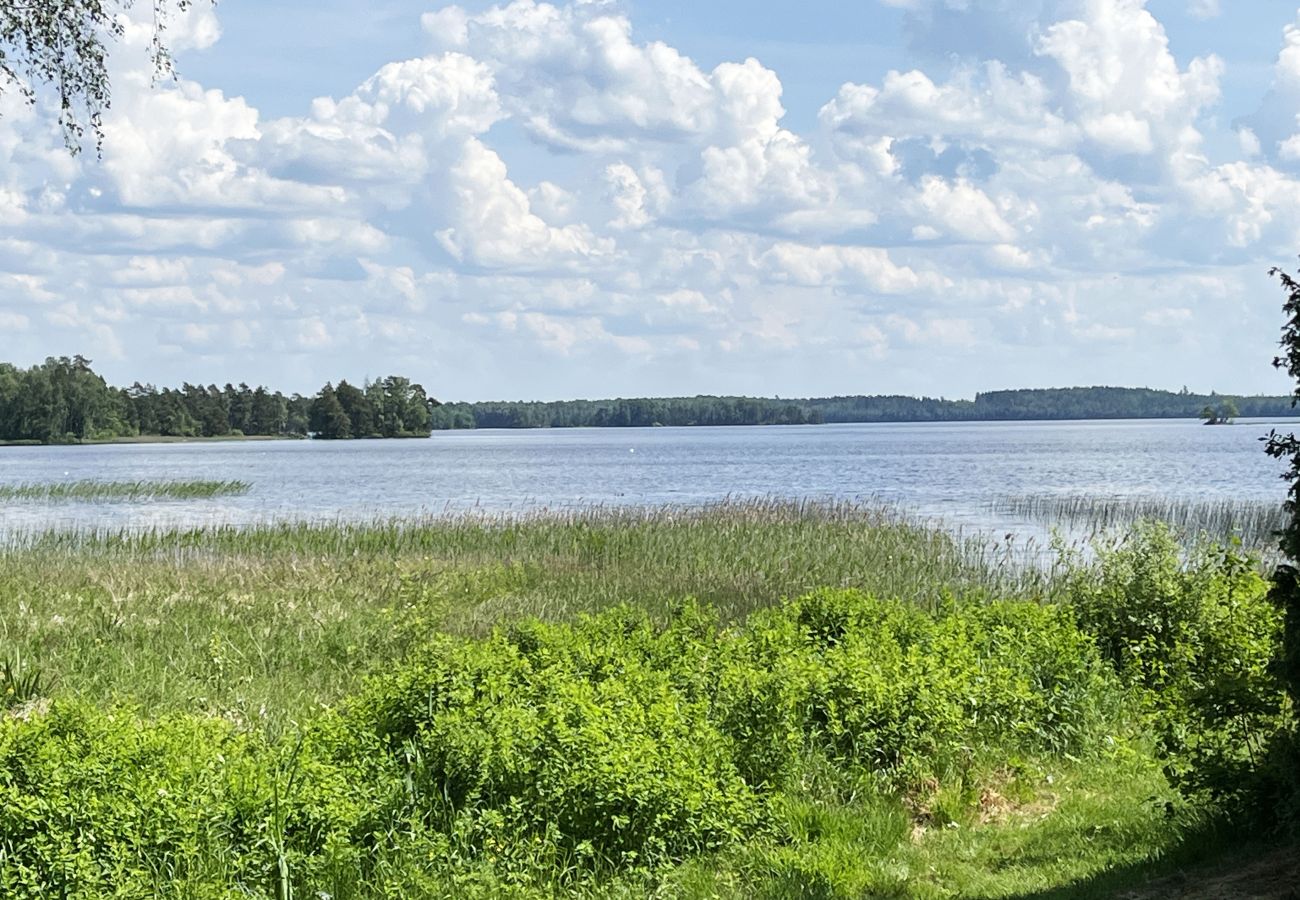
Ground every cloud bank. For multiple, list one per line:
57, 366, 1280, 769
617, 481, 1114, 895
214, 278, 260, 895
1, 0, 1297, 398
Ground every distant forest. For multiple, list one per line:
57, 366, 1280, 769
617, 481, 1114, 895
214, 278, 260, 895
435, 387, 1300, 429
0, 356, 441, 444
2, 356, 1297, 445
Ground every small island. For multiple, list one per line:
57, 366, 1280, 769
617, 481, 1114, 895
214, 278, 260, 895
0, 356, 442, 444
1200, 399, 1239, 425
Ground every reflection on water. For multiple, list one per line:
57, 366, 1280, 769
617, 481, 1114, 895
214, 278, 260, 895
0, 418, 1292, 549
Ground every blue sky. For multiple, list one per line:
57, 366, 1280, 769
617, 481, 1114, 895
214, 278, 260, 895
4, 0, 1300, 400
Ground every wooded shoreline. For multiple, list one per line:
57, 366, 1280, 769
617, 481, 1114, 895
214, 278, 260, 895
5, 355, 1298, 443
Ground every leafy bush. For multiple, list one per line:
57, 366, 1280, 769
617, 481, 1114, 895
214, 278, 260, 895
0, 703, 266, 897
740, 591, 1116, 789
1064, 523, 1285, 798
344, 590, 1118, 867
346, 612, 758, 868
0, 703, 405, 899
0, 589, 1127, 895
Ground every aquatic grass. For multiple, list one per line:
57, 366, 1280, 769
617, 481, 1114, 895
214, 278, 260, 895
0, 498, 1051, 613
994, 494, 1285, 553
0, 479, 251, 503
0, 500, 1048, 728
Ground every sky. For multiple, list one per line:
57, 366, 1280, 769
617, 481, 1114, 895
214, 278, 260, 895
4, 0, 1300, 400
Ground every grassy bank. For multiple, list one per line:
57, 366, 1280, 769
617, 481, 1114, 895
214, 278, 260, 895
0, 479, 251, 502
0, 503, 1293, 897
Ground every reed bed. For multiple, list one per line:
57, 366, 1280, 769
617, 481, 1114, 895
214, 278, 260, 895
0, 479, 250, 502
1, 498, 1049, 612
0, 499, 1048, 727
994, 494, 1285, 552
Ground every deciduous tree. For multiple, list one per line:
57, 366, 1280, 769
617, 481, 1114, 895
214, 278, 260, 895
0, 0, 199, 153
1264, 266, 1300, 708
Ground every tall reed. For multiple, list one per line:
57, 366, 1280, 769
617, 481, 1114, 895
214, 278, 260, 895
993, 494, 1284, 553
0, 499, 1048, 726
0, 480, 251, 502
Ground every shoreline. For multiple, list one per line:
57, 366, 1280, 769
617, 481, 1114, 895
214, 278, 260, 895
0, 434, 303, 448
4, 415, 1300, 447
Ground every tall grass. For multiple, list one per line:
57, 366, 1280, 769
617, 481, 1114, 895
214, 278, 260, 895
0, 499, 1047, 728
0, 479, 251, 502
0, 499, 1282, 897
994, 494, 1285, 553
2, 498, 1049, 613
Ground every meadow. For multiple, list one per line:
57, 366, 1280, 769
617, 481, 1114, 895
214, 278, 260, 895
0, 501, 1295, 898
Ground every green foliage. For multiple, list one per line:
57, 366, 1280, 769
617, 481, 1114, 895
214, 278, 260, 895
308, 376, 439, 439
0, 703, 263, 897
347, 613, 757, 868
432, 386, 1299, 430
1264, 264, 1300, 710
1064, 522, 1285, 799
0, 652, 46, 710
5, 356, 1295, 439
307, 383, 352, 440
0, 356, 127, 442
0, 1, 202, 154
764, 591, 1115, 784
0, 589, 1124, 895
1262, 262, 1300, 833
1199, 399, 1238, 424
0, 357, 441, 444
0, 508, 1292, 894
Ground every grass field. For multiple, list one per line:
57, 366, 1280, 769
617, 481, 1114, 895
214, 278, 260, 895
0, 501, 1293, 897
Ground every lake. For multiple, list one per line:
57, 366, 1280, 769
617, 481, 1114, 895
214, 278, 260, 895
0, 418, 1293, 540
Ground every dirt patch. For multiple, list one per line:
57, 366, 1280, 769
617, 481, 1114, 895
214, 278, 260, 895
1115, 844, 1300, 900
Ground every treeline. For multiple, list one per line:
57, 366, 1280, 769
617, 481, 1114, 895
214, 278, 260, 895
454, 396, 818, 430
5, 357, 1295, 442
0, 356, 441, 444
432, 385, 1300, 429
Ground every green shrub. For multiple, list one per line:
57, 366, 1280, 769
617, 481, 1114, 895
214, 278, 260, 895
0, 702, 265, 897
788, 592, 1114, 787
719, 591, 1117, 783
0, 589, 1128, 894
342, 589, 1120, 872
0, 702, 404, 899
347, 611, 759, 868
1065, 522, 1286, 798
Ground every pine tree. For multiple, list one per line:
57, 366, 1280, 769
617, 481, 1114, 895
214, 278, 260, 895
308, 384, 352, 439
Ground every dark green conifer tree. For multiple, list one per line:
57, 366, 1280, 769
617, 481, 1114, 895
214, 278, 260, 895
308, 384, 352, 439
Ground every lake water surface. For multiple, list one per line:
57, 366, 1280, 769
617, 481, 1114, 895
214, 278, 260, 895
0, 418, 1293, 540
